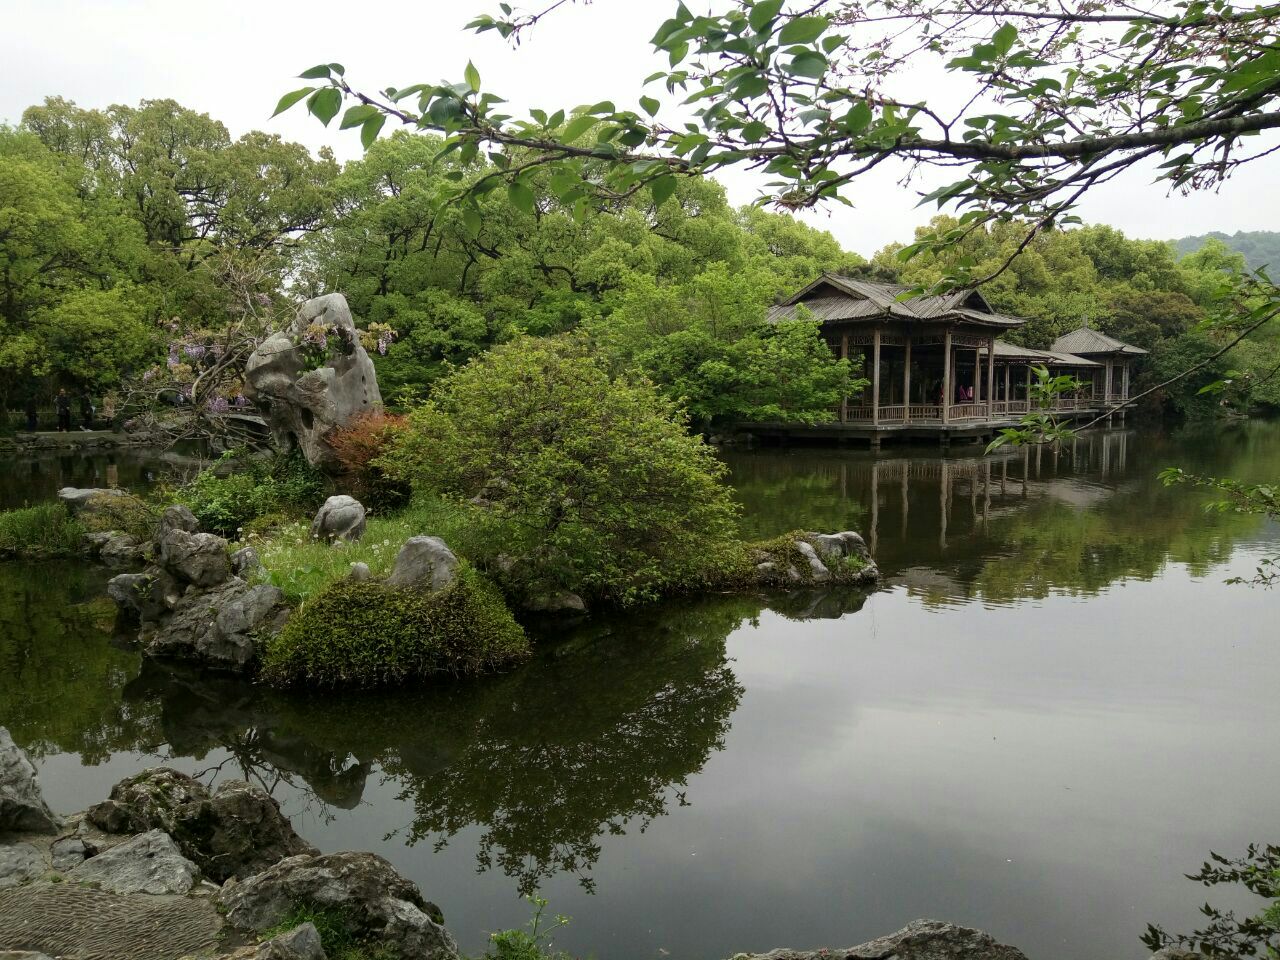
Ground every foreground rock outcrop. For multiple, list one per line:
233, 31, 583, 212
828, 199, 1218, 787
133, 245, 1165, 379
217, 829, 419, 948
218, 851, 457, 960
751, 530, 878, 587
87, 767, 316, 883
244, 292, 382, 472
0, 729, 59, 835
730, 920, 1029, 960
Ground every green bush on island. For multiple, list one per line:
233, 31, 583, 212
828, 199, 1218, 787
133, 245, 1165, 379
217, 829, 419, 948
377, 335, 744, 606
0, 503, 84, 559
170, 449, 328, 538
75, 492, 156, 539
261, 565, 529, 688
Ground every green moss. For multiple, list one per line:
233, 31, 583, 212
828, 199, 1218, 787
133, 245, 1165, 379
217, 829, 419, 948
77, 493, 156, 538
261, 904, 395, 960
0, 504, 85, 559
262, 565, 530, 688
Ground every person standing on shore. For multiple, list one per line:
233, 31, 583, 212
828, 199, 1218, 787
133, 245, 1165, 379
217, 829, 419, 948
55, 389, 71, 432
23, 396, 38, 432
79, 393, 94, 430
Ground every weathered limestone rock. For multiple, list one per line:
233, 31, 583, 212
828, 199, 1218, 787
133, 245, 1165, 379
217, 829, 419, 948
87, 768, 316, 883
793, 540, 831, 583
68, 829, 199, 895
217, 851, 457, 960
1150, 948, 1200, 960
143, 578, 287, 672
0, 843, 43, 889
216, 922, 328, 960
244, 293, 382, 471
807, 531, 871, 565
157, 528, 232, 588
99, 532, 145, 567
107, 570, 181, 622
158, 503, 200, 536
728, 920, 1029, 960
49, 834, 95, 871
386, 537, 459, 594
56, 487, 129, 516
0, 951, 57, 960
310, 495, 367, 542
348, 561, 371, 581
0, 728, 60, 835
231, 546, 263, 578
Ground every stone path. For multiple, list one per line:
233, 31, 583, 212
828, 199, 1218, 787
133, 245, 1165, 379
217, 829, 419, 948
0, 882, 222, 960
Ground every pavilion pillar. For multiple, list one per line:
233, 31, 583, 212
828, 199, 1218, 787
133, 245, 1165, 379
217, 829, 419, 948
840, 332, 849, 422
972, 347, 981, 403
986, 335, 996, 418
1003, 363, 1010, 411
903, 335, 912, 423
1105, 360, 1113, 403
941, 328, 952, 424
1025, 364, 1032, 406
1122, 362, 1130, 399
872, 327, 882, 426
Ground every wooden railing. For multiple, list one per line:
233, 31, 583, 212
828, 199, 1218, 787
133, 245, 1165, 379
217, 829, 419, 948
877, 405, 907, 422
948, 403, 987, 420
908, 404, 943, 420
843, 405, 873, 421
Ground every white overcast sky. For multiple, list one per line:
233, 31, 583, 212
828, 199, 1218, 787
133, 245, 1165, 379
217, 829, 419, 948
3, 0, 1276, 258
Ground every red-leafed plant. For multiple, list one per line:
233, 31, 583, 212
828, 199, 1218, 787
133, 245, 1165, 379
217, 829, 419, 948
327, 410, 411, 510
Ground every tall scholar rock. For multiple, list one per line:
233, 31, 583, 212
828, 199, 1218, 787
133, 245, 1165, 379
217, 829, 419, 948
245, 293, 382, 471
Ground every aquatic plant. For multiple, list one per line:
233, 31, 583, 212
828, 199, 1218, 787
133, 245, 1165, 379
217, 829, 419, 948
0, 503, 84, 559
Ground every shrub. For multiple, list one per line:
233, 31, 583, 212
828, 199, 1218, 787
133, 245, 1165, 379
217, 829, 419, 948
0, 504, 84, 559
378, 336, 742, 605
262, 904, 393, 960
171, 449, 328, 537
76, 493, 156, 539
261, 566, 529, 688
327, 410, 411, 511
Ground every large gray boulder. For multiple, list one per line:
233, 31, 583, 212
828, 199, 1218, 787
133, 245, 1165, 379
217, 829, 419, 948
143, 578, 287, 672
217, 851, 457, 960
244, 293, 382, 471
158, 503, 200, 536
0, 727, 60, 835
310, 495, 366, 542
87, 767, 316, 883
0, 842, 43, 889
68, 828, 199, 894
386, 537, 459, 594
157, 528, 232, 588
99, 532, 145, 567
729, 920, 1029, 960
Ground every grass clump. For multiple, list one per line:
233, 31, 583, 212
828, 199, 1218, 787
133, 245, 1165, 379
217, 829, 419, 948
261, 904, 394, 960
261, 565, 529, 688
0, 504, 84, 559
251, 498, 475, 603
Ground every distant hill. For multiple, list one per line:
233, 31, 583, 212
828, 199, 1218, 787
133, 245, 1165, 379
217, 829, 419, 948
1173, 230, 1280, 270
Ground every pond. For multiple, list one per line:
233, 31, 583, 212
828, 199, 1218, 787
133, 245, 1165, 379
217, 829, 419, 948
2, 422, 1278, 960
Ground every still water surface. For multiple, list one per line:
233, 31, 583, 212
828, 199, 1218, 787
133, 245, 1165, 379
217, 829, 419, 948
2, 423, 1278, 960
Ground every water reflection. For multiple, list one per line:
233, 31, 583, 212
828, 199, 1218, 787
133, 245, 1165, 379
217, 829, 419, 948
726, 422, 1280, 605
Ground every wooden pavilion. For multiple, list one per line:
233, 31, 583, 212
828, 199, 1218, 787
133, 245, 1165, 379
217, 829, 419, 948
760, 273, 1145, 445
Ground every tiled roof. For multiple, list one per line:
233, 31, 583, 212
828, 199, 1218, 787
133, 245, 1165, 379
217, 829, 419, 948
979, 340, 1101, 367
767, 273, 1026, 329
1051, 327, 1148, 356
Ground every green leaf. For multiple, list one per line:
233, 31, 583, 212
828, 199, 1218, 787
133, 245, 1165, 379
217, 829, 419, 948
307, 88, 342, 126
464, 60, 481, 92
272, 87, 315, 118
508, 179, 536, 215
639, 95, 661, 117
339, 104, 380, 130
298, 64, 333, 80
778, 15, 829, 44
562, 114, 599, 141
360, 114, 386, 149
749, 0, 785, 32
787, 52, 827, 78
462, 204, 482, 236
650, 174, 678, 206
992, 23, 1018, 56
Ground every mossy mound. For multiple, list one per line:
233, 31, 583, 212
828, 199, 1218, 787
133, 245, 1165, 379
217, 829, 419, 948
261, 565, 530, 688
